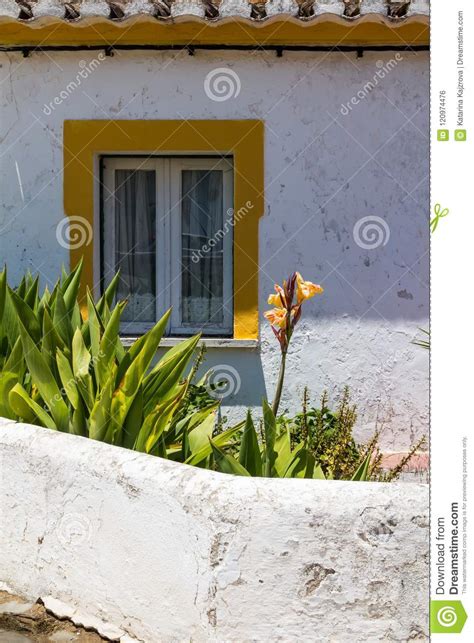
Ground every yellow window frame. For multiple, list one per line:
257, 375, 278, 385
63, 119, 264, 340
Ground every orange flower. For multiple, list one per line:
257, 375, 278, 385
264, 307, 288, 329
267, 284, 286, 308
295, 272, 323, 303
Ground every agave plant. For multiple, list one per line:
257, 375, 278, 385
209, 400, 373, 481
0, 262, 241, 464
1, 264, 375, 480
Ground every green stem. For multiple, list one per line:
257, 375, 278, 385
272, 350, 287, 417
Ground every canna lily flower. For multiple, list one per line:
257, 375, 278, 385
266, 271, 324, 417
267, 284, 286, 308
264, 307, 287, 329
295, 272, 323, 303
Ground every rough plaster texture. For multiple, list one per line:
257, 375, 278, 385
0, 49, 429, 449
0, 420, 429, 641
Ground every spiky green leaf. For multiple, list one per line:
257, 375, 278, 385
238, 411, 262, 477
210, 440, 251, 477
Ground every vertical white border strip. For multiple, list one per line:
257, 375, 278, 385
431, 0, 472, 637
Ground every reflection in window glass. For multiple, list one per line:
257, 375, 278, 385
114, 169, 156, 323
181, 169, 224, 325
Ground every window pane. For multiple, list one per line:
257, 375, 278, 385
181, 170, 224, 325
114, 169, 156, 323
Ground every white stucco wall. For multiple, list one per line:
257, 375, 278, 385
0, 48, 429, 450
0, 420, 429, 641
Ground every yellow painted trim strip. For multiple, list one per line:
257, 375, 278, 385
1, 15, 429, 47
63, 119, 264, 340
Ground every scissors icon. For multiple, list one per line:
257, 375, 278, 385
430, 204, 449, 233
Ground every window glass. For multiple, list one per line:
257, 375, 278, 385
114, 169, 156, 323
101, 157, 233, 336
180, 169, 224, 326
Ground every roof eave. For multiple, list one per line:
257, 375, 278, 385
0, 15, 430, 49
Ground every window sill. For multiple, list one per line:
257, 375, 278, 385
120, 337, 259, 350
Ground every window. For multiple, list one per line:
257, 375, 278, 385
64, 119, 263, 340
101, 156, 233, 336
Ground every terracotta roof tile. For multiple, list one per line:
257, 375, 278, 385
0, 0, 430, 21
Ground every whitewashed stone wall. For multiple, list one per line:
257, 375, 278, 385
0, 420, 429, 641
0, 49, 429, 450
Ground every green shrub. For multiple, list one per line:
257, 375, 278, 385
210, 396, 373, 481
277, 387, 426, 482
210, 388, 425, 482
1, 265, 423, 482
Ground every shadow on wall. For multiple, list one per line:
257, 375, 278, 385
153, 345, 268, 411
194, 348, 267, 409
